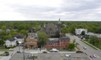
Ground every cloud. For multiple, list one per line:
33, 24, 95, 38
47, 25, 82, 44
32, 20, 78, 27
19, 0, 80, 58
0, 0, 101, 21
60, 0, 101, 12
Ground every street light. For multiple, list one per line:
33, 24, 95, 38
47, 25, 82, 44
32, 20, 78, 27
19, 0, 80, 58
23, 37, 26, 60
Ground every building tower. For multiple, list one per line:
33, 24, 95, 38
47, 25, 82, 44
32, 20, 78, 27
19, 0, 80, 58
58, 18, 61, 37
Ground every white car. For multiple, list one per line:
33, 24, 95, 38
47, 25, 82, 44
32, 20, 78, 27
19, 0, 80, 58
50, 48, 59, 52
93, 54, 99, 58
65, 54, 71, 57
83, 47, 87, 50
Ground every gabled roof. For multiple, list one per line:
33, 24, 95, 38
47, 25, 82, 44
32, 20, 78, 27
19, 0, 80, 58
14, 34, 24, 38
7, 38, 15, 41
59, 37, 70, 41
28, 28, 35, 33
47, 37, 70, 44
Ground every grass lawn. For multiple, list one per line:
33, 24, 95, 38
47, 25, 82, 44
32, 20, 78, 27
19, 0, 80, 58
82, 40, 100, 50
0, 46, 8, 51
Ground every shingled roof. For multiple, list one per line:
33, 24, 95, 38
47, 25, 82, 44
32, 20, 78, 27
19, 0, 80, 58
47, 37, 70, 44
28, 28, 35, 33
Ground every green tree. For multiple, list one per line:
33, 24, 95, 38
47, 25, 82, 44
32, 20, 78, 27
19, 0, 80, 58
19, 30, 28, 35
0, 40, 5, 46
89, 36, 99, 47
0, 31, 6, 36
61, 27, 68, 33
67, 43, 75, 51
37, 31, 48, 48
10, 30, 18, 36
1, 25, 6, 30
81, 31, 85, 35
2, 34, 12, 40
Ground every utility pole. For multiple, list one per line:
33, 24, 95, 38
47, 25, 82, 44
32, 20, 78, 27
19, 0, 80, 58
23, 36, 26, 60
23, 47, 25, 60
58, 18, 62, 49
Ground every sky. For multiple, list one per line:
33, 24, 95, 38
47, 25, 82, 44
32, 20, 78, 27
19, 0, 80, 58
0, 0, 101, 21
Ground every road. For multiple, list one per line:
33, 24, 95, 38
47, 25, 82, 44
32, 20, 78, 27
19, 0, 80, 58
66, 34, 101, 60
0, 47, 19, 60
10, 52, 90, 60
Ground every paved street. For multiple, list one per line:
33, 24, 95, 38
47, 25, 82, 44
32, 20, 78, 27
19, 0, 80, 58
0, 47, 19, 60
66, 34, 101, 60
0, 46, 26, 60
1, 33, 100, 60
10, 46, 90, 60
10, 52, 90, 60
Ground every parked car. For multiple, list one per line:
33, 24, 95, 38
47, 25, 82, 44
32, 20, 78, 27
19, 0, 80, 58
42, 51, 49, 53
0, 51, 9, 56
90, 54, 97, 58
76, 51, 83, 53
5, 51, 9, 56
90, 55, 93, 58
65, 54, 71, 57
93, 54, 97, 58
50, 48, 59, 52
83, 47, 87, 50
42, 50, 49, 53
17, 51, 21, 53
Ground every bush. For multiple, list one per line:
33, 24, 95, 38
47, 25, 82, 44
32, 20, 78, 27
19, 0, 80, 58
67, 43, 75, 51
4, 51, 9, 56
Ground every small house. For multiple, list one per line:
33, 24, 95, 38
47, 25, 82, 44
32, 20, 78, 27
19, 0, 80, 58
5, 38, 16, 47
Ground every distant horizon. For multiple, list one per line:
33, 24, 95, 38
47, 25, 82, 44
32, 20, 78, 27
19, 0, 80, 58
0, 20, 100, 21
0, 20, 101, 22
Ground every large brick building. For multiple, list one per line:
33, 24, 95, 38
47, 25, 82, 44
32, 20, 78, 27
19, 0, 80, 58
45, 37, 70, 49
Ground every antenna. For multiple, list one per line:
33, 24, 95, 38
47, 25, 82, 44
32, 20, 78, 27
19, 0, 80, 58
58, 18, 61, 24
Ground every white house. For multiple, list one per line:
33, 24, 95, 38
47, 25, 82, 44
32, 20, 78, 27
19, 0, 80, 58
75, 28, 87, 35
5, 38, 16, 47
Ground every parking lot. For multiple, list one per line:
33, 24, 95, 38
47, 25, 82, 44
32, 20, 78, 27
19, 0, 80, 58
10, 52, 90, 60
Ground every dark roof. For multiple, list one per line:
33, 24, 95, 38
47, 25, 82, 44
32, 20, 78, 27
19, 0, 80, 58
28, 28, 35, 33
7, 38, 15, 41
13, 26, 18, 29
14, 34, 24, 38
47, 40, 59, 45
47, 37, 70, 44
59, 37, 70, 41
45, 23, 59, 32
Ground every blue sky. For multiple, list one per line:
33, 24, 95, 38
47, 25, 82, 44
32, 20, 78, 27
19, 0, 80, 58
0, 0, 101, 21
